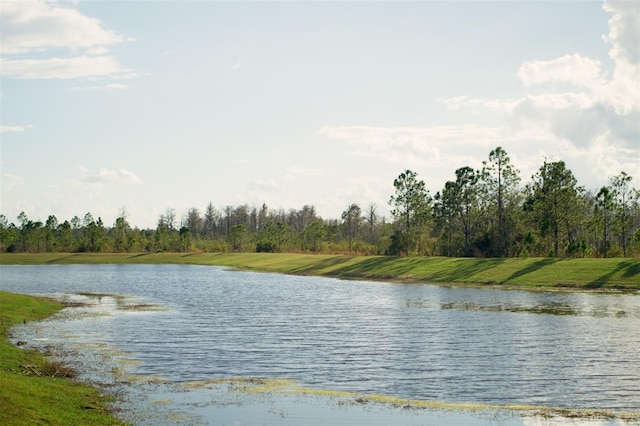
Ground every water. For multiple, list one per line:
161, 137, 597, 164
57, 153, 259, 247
2, 264, 639, 425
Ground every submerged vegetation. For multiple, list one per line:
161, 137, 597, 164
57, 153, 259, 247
2, 252, 639, 291
186, 377, 640, 422
1, 148, 639, 258
0, 291, 126, 426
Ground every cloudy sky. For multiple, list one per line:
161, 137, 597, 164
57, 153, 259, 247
1, 0, 638, 229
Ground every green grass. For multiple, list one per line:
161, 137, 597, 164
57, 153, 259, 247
2, 252, 639, 290
0, 291, 127, 426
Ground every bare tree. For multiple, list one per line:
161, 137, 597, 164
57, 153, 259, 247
342, 203, 362, 252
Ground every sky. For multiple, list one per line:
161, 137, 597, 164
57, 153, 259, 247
1, 0, 639, 229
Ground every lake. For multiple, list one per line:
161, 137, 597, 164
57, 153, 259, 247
2, 264, 639, 425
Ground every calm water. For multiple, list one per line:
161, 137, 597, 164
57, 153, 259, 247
2, 264, 639, 421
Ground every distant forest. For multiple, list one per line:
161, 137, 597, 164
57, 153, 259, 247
2, 147, 639, 258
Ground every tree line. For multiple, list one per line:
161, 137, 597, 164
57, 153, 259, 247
2, 147, 639, 258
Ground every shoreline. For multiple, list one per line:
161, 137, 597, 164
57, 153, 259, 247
2, 252, 639, 293
0, 291, 127, 425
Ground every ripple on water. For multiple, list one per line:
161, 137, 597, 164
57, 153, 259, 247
3, 264, 640, 424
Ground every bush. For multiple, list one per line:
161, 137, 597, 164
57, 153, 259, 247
256, 242, 277, 253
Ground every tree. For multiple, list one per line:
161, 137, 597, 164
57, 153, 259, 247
16, 212, 44, 252
71, 215, 82, 243
203, 202, 219, 238
288, 205, 318, 232
256, 221, 277, 252
481, 147, 521, 256
364, 204, 379, 244
529, 160, 583, 257
388, 170, 432, 255
0, 214, 19, 251
17, 211, 29, 251
223, 206, 233, 236
44, 215, 58, 252
595, 186, 614, 257
454, 166, 480, 256
113, 210, 131, 252
232, 205, 250, 231
609, 172, 637, 257
29, 221, 45, 252
341, 203, 362, 252
229, 224, 247, 251
302, 221, 326, 252
156, 208, 179, 251
168, 209, 178, 231
257, 203, 269, 231
433, 181, 459, 257
275, 222, 288, 252
185, 207, 203, 237
82, 214, 107, 252
179, 226, 192, 252
57, 220, 75, 252
435, 168, 482, 257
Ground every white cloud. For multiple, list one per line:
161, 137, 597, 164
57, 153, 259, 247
440, 93, 595, 113
1, 173, 25, 192
232, 62, 242, 71
319, 124, 510, 147
1, 55, 128, 79
525, 93, 597, 110
318, 124, 533, 169
70, 83, 128, 91
82, 168, 142, 184
517, 53, 604, 88
599, 1, 640, 115
439, 96, 520, 113
0, 0, 125, 54
86, 47, 111, 56
285, 166, 325, 178
248, 179, 279, 191
335, 176, 388, 208
603, 0, 640, 65
0, 0, 132, 80
0, 125, 31, 133
509, 1, 639, 148
428, 0, 639, 189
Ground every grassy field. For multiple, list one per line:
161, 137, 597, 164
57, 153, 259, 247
0, 291, 127, 426
2, 252, 639, 291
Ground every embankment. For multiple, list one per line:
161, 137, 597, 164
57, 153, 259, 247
2, 252, 638, 291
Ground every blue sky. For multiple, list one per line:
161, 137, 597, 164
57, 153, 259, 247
1, 0, 639, 229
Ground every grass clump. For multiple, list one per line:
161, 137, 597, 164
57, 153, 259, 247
0, 291, 127, 426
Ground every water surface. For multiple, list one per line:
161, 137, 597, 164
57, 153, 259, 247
2, 264, 639, 424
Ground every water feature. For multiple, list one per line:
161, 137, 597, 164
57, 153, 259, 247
2, 264, 639, 425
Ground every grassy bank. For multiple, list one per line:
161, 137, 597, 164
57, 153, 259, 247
0, 291, 126, 426
2, 252, 639, 291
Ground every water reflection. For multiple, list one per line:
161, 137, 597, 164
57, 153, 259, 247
440, 301, 579, 315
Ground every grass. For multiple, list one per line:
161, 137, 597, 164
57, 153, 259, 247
0, 291, 127, 426
2, 252, 639, 291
